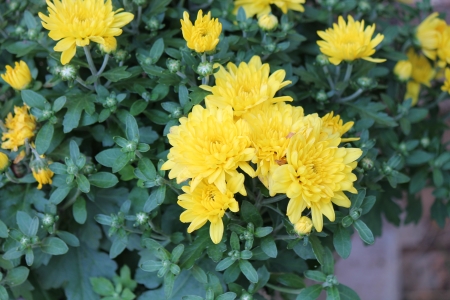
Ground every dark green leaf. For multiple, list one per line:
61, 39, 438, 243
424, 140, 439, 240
353, 220, 374, 244
190, 265, 208, 284
149, 38, 165, 61
126, 114, 140, 142
90, 277, 115, 296
73, 197, 87, 224
0, 219, 8, 238
144, 185, 166, 212
110, 235, 128, 259
261, 235, 277, 258
63, 95, 95, 133
296, 284, 322, 300
16, 211, 34, 237
95, 148, 122, 168
326, 286, 340, 300
76, 174, 90, 193
102, 66, 132, 82
56, 231, 80, 247
50, 186, 72, 205
333, 226, 352, 259
41, 237, 69, 255
239, 260, 258, 283
89, 172, 118, 188
304, 270, 326, 282
406, 150, 435, 165
431, 199, 446, 228
309, 235, 325, 264
216, 257, 235, 271
254, 227, 273, 238
22, 90, 47, 109
180, 229, 212, 269
240, 201, 263, 227
337, 284, 361, 300
5, 267, 29, 287
35, 123, 54, 154
138, 158, 156, 180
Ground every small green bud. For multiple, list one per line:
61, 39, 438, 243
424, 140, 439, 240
114, 49, 129, 62
136, 212, 149, 225
166, 58, 181, 73
42, 214, 55, 226
246, 223, 254, 233
358, 1, 371, 12
264, 43, 276, 52
14, 26, 25, 36
281, 22, 292, 32
398, 142, 407, 153
155, 175, 165, 186
357, 77, 373, 89
205, 289, 215, 300
105, 96, 118, 108
27, 28, 39, 40
20, 236, 30, 246
132, 0, 148, 6
244, 238, 253, 250
8, 1, 20, 11
361, 158, 374, 170
383, 165, 393, 175
323, 274, 339, 287
350, 209, 361, 221
146, 17, 161, 31
31, 236, 39, 244
42, 110, 53, 120
66, 165, 79, 175
315, 90, 328, 102
240, 292, 253, 300
341, 216, 353, 228
316, 54, 330, 66
82, 163, 97, 175
228, 250, 240, 260
59, 65, 78, 81
420, 137, 430, 148
197, 62, 213, 76
171, 108, 183, 119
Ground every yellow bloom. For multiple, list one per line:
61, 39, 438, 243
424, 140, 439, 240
321, 112, 359, 143
393, 60, 412, 82
0, 152, 9, 172
161, 105, 255, 196
405, 81, 421, 105
99, 36, 117, 53
234, 0, 305, 18
317, 15, 385, 65
258, 14, 278, 31
441, 68, 450, 93
407, 48, 435, 87
294, 216, 313, 235
180, 10, 222, 53
270, 114, 362, 232
437, 26, 450, 67
415, 12, 446, 60
200, 56, 292, 117
1, 61, 32, 90
242, 102, 303, 186
1, 106, 36, 152
39, 0, 134, 65
178, 179, 240, 244
31, 162, 54, 189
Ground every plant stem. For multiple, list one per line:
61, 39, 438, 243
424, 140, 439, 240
343, 63, 353, 83
83, 46, 98, 75
323, 66, 335, 90
337, 88, 363, 103
265, 283, 303, 295
75, 77, 94, 90
96, 54, 110, 76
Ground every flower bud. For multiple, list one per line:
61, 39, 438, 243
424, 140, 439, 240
350, 209, 361, 221
264, 43, 276, 52
27, 28, 39, 40
358, 1, 371, 13
14, 26, 25, 36
197, 62, 213, 76
8, 1, 20, 11
135, 212, 149, 225
83, 163, 97, 175
294, 216, 313, 235
0, 152, 10, 173
361, 157, 374, 170
341, 215, 353, 227
316, 54, 330, 66
258, 14, 278, 31
383, 165, 393, 175
171, 107, 183, 119
324, 0, 337, 7
59, 64, 78, 81
357, 77, 373, 89
133, 0, 148, 6
114, 49, 130, 62
315, 90, 328, 102
166, 58, 181, 73
240, 292, 253, 300
146, 17, 161, 31
42, 214, 55, 226
393, 60, 412, 82
420, 137, 430, 148
105, 95, 118, 108
125, 141, 137, 152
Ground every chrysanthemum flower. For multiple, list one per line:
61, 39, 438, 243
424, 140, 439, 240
405, 81, 421, 105
31, 158, 54, 189
415, 12, 446, 60
258, 14, 278, 31
407, 48, 435, 87
39, 0, 134, 65
161, 105, 255, 195
242, 102, 303, 186
321, 112, 359, 143
442, 68, 450, 93
317, 15, 386, 65
99, 36, 117, 54
180, 10, 222, 53
0, 152, 9, 173
1, 61, 32, 90
437, 26, 450, 67
270, 114, 362, 232
1, 106, 36, 152
394, 60, 413, 82
200, 56, 292, 117
294, 216, 313, 235
178, 179, 240, 244
234, 0, 305, 18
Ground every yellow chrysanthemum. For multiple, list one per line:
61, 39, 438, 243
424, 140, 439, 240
294, 216, 313, 235
200, 56, 292, 117
161, 105, 255, 196
415, 12, 446, 60
39, 0, 134, 65
1, 61, 32, 90
178, 179, 240, 244
31, 162, 54, 189
234, 0, 305, 18
242, 102, 303, 186
180, 10, 222, 53
321, 112, 359, 143
393, 60, 412, 82
258, 14, 278, 31
317, 15, 386, 65
0, 152, 9, 173
407, 48, 435, 87
437, 26, 450, 67
441, 68, 450, 93
99, 36, 117, 53
270, 114, 362, 232
405, 81, 421, 105
1, 106, 37, 152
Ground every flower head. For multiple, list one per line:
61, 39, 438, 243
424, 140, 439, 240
270, 114, 362, 232
394, 60, 412, 81
294, 216, 313, 235
178, 179, 240, 244
258, 14, 278, 31
317, 15, 385, 65
415, 12, 446, 60
234, 0, 305, 18
39, 0, 134, 65
200, 56, 292, 116
30, 156, 54, 189
181, 10, 222, 53
161, 105, 255, 196
407, 48, 435, 87
321, 112, 359, 143
437, 26, 450, 67
98, 36, 117, 53
442, 68, 450, 93
1, 61, 32, 90
1, 106, 36, 151
0, 152, 10, 172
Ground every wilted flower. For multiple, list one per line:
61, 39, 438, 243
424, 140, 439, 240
1, 61, 32, 90
394, 60, 412, 81
180, 10, 222, 53
234, 0, 305, 18
1, 106, 36, 151
258, 14, 278, 31
317, 15, 385, 65
31, 157, 54, 189
39, 0, 134, 65
294, 216, 313, 235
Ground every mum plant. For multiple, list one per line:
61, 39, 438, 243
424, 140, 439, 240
0, 0, 449, 299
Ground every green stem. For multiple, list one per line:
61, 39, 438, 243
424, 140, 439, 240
261, 194, 287, 206
265, 283, 303, 294
323, 66, 335, 90
343, 63, 353, 83
96, 54, 110, 76
75, 77, 94, 91
83, 46, 98, 75
337, 88, 364, 103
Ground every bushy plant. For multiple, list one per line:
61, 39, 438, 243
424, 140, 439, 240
0, 0, 449, 299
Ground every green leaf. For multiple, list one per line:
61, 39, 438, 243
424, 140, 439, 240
230, 232, 240, 251
63, 95, 95, 133
297, 284, 322, 300
326, 286, 340, 300
22, 90, 47, 110
350, 189, 366, 210
0, 219, 8, 238
293, 241, 316, 260
90, 277, 115, 296
254, 227, 273, 238
26, 249, 35, 266
144, 185, 166, 212
89, 172, 118, 188
361, 196, 376, 215
223, 262, 240, 284
73, 197, 87, 224
95, 214, 113, 226
347, 101, 397, 127
113, 152, 130, 173
431, 199, 446, 228
102, 66, 132, 82
337, 284, 361, 300
149, 38, 165, 62
95, 148, 122, 168
53, 96, 66, 112
433, 168, 444, 187
261, 235, 277, 258
16, 211, 35, 237
41, 237, 69, 255
171, 244, 184, 263
2, 248, 24, 260
50, 186, 72, 204
138, 157, 156, 180
239, 260, 258, 283
309, 235, 325, 264
216, 292, 237, 300
5, 267, 29, 287
130, 99, 149, 116
322, 247, 334, 275
0, 285, 8, 300
240, 201, 263, 227
180, 229, 212, 269
76, 174, 90, 193
49, 162, 68, 175
126, 114, 140, 142
56, 231, 80, 247
190, 265, 208, 284
406, 150, 435, 165
353, 220, 374, 244
164, 272, 176, 299
5, 41, 37, 56
216, 257, 235, 271
304, 270, 327, 282
35, 123, 54, 154
110, 235, 128, 259
333, 226, 351, 259
141, 260, 163, 272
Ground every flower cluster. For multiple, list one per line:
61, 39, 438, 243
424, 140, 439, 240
1, 106, 36, 152
163, 53, 362, 243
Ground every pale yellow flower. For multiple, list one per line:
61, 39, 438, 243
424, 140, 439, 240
416, 12, 446, 60
1, 106, 36, 152
200, 56, 292, 117
39, 0, 134, 65
407, 48, 435, 87
1, 61, 32, 90
405, 81, 421, 106
161, 105, 255, 196
441, 68, 450, 93
270, 114, 362, 232
294, 216, 313, 235
0, 152, 9, 173
178, 179, 240, 244
180, 10, 222, 53
258, 14, 278, 31
317, 15, 385, 65
394, 60, 412, 82
234, 0, 305, 18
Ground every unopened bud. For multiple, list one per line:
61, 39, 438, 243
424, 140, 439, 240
315, 90, 328, 102
420, 137, 430, 148
358, 1, 371, 12
105, 95, 118, 108
341, 216, 353, 227
27, 28, 39, 40
240, 292, 253, 300
9, 1, 20, 11
136, 212, 149, 225
361, 158, 374, 170
42, 214, 55, 226
59, 65, 78, 81
147, 17, 161, 31
350, 209, 361, 221
383, 165, 392, 175
258, 14, 278, 31
166, 58, 181, 73
357, 77, 373, 89
316, 54, 330, 66
264, 43, 276, 52
197, 62, 213, 76
294, 216, 313, 235
14, 26, 25, 36
114, 49, 129, 62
